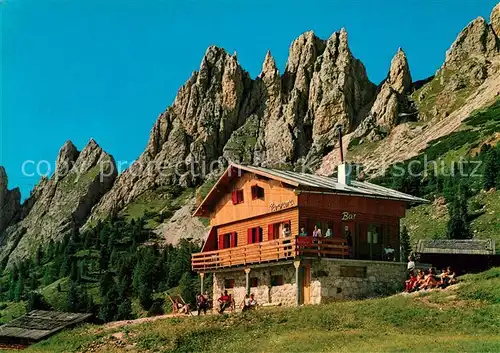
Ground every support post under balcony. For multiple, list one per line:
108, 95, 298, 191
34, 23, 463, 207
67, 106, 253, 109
294, 260, 301, 306
200, 272, 205, 294
244, 267, 251, 296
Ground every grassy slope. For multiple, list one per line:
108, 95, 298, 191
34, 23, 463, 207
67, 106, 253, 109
17, 268, 500, 353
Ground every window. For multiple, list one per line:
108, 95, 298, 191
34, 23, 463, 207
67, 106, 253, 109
231, 189, 244, 205
267, 223, 281, 240
271, 275, 284, 286
340, 266, 367, 278
219, 232, 237, 249
247, 227, 263, 244
251, 185, 265, 200
250, 277, 259, 287
224, 279, 235, 288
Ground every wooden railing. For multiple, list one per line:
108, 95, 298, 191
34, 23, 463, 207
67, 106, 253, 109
192, 236, 349, 271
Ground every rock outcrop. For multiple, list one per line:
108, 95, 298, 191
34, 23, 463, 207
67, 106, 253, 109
492, 2, 500, 38
352, 48, 414, 141
0, 139, 117, 265
0, 167, 21, 234
414, 9, 500, 120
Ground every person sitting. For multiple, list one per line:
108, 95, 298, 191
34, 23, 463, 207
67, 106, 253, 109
422, 267, 438, 289
197, 293, 209, 315
383, 244, 395, 261
242, 294, 257, 312
174, 299, 190, 315
299, 227, 308, 237
218, 290, 231, 314
413, 269, 426, 291
405, 271, 418, 292
446, 267, 458, 285
325, 226, 333, 238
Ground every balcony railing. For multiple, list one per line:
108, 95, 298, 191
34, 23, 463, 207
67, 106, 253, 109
191, 236, 349, 271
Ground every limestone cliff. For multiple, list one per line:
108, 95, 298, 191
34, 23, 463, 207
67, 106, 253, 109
0, 139, 117, 265
0, 167, 21, 235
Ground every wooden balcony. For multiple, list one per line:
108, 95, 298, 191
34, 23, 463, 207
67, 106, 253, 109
192, 236, 349, 271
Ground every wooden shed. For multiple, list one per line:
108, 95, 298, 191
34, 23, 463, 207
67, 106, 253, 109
416, 239, 498, 274
0, 310, 92, 347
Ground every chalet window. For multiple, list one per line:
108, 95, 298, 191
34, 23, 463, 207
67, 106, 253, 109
219, 232, 237, 249
271, 275, 284, 286
340, 266, 367, 278
231, 189, 244, 205
268, 221, 291, 240
224, 279, 235, 288
250, 277, 259, 287
251, 185, 265, 200
247, 227, 263, 244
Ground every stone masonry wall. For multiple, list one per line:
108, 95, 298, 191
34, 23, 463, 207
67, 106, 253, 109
310, 258, 407, 304
213, 264, 297, 308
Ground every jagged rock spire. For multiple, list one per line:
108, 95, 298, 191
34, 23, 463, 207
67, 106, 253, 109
491, 2, 500, 38
388, 48, 412, 94
0, 166, 21, 234
55, 140, 79, 181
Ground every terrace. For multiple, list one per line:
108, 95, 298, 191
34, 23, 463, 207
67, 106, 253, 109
191, 236, 349, 271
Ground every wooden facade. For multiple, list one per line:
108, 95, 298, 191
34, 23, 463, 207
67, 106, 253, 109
192, 164, 424, 271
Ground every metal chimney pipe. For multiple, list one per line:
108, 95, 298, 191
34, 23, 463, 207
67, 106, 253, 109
338, 126, 344, 163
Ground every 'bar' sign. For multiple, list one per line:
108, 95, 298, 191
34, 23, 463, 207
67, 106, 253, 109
341, 212, 356, 221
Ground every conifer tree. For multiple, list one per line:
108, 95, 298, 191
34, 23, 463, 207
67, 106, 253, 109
400, 225, 411, 262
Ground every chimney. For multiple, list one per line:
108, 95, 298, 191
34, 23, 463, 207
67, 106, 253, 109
337, 126, 351, 185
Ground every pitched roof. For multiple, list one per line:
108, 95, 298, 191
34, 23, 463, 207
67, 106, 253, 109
416, 239, 496, 255
0, 310, 92, 344
194, 163, 428, 216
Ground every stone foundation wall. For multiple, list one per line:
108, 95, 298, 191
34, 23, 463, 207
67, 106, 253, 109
212, 259, 406, 308
213, 264, 296, 307
310, 258, 406, 304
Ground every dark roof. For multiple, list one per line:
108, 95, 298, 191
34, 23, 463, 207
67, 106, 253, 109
416, 239, 496, 255
0, 310, 92, 343
194, 163, 428, 216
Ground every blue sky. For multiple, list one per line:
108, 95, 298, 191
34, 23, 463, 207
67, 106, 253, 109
1, 0, 498, 198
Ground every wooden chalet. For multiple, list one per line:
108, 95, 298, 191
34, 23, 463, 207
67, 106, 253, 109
191, 163, 427, 306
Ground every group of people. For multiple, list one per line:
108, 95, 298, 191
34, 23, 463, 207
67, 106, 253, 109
405, 266, 457, 292
215, 290, 258, 314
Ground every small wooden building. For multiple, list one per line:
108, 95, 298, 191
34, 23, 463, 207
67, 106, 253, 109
0, 310, 92, 347
416, 239, 498, 274
192, 163, 427, 306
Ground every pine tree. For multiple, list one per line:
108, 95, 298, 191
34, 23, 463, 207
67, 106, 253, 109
179, 272, 195, 305
99, 284, 119, 322
400, 225, 411, 262
70, 259, 78, 282
116, 297, 133, 321
66, 281, 80, 312
483, 149, 497, 190
14, 274, 25, 301
446, 182, 471, 240
26, 291, 52, 311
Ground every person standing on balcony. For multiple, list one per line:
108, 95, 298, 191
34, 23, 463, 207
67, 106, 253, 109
325, 226, 333, 238
282, 222, 292, 257
313, 224, 322, 255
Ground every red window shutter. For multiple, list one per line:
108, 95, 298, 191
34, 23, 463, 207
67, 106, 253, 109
218, 235, 224, 249
268, 224, 274, 240
231, 191, 238, 205
258, 227, 263, 242
247, 228, 253, 244
231, 232, 237, 248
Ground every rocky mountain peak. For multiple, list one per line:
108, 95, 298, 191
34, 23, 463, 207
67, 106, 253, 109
492, 2, 500, 37
388, 48, 412, 94
445, 16, 498, 66
260, 50, 279, 79
55, 140, 79, 181
0, 167, 21, 234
